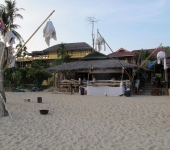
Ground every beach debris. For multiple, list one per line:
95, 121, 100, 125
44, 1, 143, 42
24, 99, 30, 102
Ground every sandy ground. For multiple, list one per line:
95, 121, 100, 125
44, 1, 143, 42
0, 92, 170, 150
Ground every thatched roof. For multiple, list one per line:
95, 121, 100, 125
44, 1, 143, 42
46, 59, 136, 72
43, 42, 93, 52
82, 51, 111, 60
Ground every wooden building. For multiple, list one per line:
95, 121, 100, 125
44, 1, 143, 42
16, 42, 93, 68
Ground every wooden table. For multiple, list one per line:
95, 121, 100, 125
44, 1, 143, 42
57, 82, 80, 94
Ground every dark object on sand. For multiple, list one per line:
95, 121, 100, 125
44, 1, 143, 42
125, 89, 131, 97
39, 110, 49, 115
80, 87, 84, 95
31, 87, 43, 92
37, 97, 42, 103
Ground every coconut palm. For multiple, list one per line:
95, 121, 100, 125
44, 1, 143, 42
134, 49, 154, 67
57, 43, 71, 63
133, 50, 142, 66
164, 46, 170, 55
15, 42, 27, 57
0, 0, 24, 42
0, 0, 24, 117
141, 50, 154, 61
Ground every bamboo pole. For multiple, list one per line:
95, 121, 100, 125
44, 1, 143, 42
4, 10, 55, 71
97, 29, 113, 53
16, 10, 55, 57
130, 43, 162, 80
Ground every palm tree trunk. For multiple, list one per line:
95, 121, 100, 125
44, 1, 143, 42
0, 42, 8, 117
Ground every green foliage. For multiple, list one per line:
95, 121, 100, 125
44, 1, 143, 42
0, 0, 24, 42
134, 49, 155, 67
32, 60, 50, 69
4, 66, 52, 88
11, 70, 22, 86
163, 46, 170, 54
52, 59, 62, 66
56, 43, 71, 64
15, 43, 27, 57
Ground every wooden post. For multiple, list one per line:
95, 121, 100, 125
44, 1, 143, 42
165, 69, 168, 95
53, 72, 55, 92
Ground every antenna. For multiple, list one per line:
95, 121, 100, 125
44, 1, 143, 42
86, 16, 99, 50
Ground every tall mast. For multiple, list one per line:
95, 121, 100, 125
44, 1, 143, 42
86, 17, 98, 50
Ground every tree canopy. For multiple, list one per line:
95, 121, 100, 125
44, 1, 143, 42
0, 0, 24, 43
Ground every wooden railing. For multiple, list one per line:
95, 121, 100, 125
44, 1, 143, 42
16, 52, 90, 62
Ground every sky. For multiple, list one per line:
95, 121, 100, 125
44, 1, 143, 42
1, 0, 170, 55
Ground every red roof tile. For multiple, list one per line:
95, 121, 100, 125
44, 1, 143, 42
108, 47, 134, 57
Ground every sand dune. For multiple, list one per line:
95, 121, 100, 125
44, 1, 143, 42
0, 92, 170, 150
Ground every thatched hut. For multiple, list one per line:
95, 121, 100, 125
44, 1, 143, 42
47, 51, 136, 81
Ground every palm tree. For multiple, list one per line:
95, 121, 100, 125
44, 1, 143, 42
0, 0, 24, 42
133, 50, 142, 66
15, 42, 27, 57
57, 43, 71, 64
0, 0, 24, 117
134, 49, 154, 67
140, 50, 152, 68
163, 46, 170, 55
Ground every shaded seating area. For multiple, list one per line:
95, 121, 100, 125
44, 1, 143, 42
56, 80, 80, 94
46, 51, 136, 96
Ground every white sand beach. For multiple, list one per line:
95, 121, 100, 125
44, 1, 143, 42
1, 92, 170, 150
